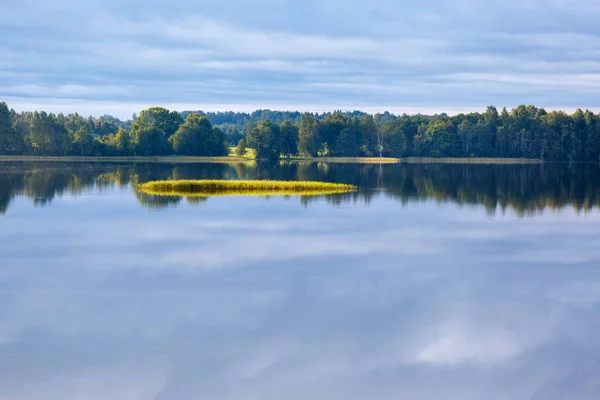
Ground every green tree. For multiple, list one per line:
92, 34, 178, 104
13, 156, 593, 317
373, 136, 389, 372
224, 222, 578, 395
4, 103, 600, 162
458, 120, 481, 156
333, 128, 359, 156
358, 115, 379, 156
29, 111, 71, 155
247, 120, 281, 161
279, 120, 299, 157
71, 127, 94, 156
169, 113, 227, 156
94, 115, 121, 136
583, 110, 600, 162
298, 113, 320, 156
114, 128, 132, 155
0, 102, 25, 154
64, 113, 93, 135
131, 107, 183, 155
382, 119, 407, 157
416, 120, 453, 157
133, 125, 165, 156
206, 127, 228, 157
234, 138, 248, 157
319, 112, 347, 155
540, 112, 569, 161
134, 107, 183, 138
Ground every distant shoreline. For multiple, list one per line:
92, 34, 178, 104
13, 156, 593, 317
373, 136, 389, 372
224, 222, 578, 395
398, 157, 541, 164
0, 155, 543, 164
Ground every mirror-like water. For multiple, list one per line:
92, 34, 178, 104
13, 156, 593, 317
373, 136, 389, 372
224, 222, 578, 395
1, 161, 600, 400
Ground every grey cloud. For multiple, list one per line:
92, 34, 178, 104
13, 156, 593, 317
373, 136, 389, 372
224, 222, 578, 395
2, 0, 600, 117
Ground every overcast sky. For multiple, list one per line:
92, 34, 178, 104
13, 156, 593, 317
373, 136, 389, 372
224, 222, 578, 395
2, 0, 600, 118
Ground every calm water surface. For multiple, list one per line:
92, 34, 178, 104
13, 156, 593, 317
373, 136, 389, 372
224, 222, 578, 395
1, 161, 600, 400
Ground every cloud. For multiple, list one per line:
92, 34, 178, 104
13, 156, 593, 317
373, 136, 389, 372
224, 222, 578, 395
2, 0, 600, 117
413, 326, 520, 365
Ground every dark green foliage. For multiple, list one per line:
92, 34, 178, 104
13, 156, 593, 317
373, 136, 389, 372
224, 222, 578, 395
71, 127, 94, 156
217, 123, 244, 146
334, 129, 359, 157
358, 115, 379, 157
207, 127, 228, 157
94, 115, 124, 136
382, 119, 407, 157
133, 124, 168, 156
169, 113, 227, 156
247, 120, 281, 161
132, 107, 183, 139
319, 112, 346, 155
414, 120, 454, 157
114, 128, 132, 155
298, 113, 320, 157
279, 120, 299, 157
29, 111, 71, 155
0, 102, 25, 154
179, 109, 362, 126
2, 102, 600, 162
130, 107, 183, 156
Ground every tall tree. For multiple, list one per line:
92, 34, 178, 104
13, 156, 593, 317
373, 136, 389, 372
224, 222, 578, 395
29, 111, 71, 155
130, 107, 183, 155
319, 112, 347, 155
333, 128, 359, 157
298, 113, 320, 157
0, 102, 24, 154
358, 115, 379, 157
71, 127, 94, 156
279, 120, 299, 158
381, 119, 407, 157
133, 125, 166, 156
133, 107, 183, 138
114, 128, 132, 155
169, 113, 227, 156
247, 120, 281, 161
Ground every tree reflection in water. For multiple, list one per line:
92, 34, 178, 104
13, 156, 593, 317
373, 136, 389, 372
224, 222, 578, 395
0, 161, 599, 216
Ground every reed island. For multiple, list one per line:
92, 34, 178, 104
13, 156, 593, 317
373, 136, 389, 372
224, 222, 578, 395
137, 180, 358, 197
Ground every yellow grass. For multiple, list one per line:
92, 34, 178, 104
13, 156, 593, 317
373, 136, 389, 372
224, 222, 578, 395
228, 147, 256, 159
137, 179, 357, 197
288, 157, 399, 164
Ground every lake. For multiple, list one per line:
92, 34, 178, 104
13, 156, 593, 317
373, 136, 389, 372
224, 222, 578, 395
1, 161, 600, 400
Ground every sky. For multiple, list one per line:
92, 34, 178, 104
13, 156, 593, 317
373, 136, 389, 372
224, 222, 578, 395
2, 0, 600, 118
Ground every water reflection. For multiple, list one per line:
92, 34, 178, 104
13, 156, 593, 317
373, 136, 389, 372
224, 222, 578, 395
1, 161, 599, 215
1, 187, 600, 399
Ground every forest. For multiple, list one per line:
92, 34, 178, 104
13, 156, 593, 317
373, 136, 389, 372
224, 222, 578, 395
1, 101, 599, 162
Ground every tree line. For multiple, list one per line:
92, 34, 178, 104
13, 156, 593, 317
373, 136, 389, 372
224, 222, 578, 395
2, 102, 600, 161
0, 104, 227, 157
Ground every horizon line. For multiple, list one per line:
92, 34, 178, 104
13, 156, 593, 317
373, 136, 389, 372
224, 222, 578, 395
3, 97, 600, 120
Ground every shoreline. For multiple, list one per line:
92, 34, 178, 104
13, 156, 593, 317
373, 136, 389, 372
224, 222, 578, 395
398, 157, 541, 164
0, 155, 542, 164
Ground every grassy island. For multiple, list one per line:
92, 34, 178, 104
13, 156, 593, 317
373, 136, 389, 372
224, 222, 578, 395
137, 179, 358, 197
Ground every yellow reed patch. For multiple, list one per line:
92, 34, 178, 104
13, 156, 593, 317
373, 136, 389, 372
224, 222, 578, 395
137, 179, 357, 197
